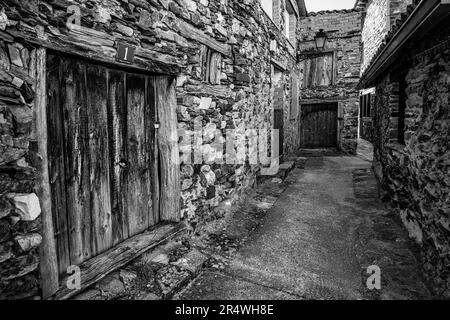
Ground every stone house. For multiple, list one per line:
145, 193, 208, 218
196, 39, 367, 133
357, 0, 414, 140
298, 9, 362, 153
358, 0, 450, 296
0, 0, 306, 300
0, 0, 362, 300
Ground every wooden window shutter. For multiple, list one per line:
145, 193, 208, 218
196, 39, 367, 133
302, 52, 334, 88
200, 46, 222, 84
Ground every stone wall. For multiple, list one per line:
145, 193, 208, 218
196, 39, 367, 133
298, 9, 362, 154
389, 0, 413, 26
0, 0, 303, 299
0, 40, 42, 299
361, 0, 412, 74
361, 0, 389, 74
371, 27, 450, 296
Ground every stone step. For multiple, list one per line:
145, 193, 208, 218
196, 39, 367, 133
283, 155, 308, 169
258, 161, 295, 184
276, 161, 295, 180
294, 157, 308, 169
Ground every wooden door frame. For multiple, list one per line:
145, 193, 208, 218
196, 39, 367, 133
299, 100, 341, 149
35, 47, 182, 299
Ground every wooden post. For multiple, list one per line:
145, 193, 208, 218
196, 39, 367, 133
153, 76, 181, 222
35, 47, 59, 299
337, 103, 344, 151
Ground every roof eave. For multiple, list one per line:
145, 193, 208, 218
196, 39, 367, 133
358, 0, 450, 89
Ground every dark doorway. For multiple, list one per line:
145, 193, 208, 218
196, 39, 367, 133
273, 86, 284, 157
300, 102, 338, 148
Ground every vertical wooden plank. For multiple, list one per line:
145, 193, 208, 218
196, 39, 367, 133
311, 106, 315, 147
328, 108, 333, 147
314, 57, 320, 86
314, 105, 320, 148
305, 108, 310, 148
108, 70, 129, 245
200, 46, 208, 81
308, 107, 313, 148
303, 60, 309, 88
328, 109, 333, 147
205, 48, 212, 82
308, 110, 316, 147
36, 47, 59, 298
63, 59, 92, 265
301, 105, 307, 148
209, 52, 221, 85
326, 109, 331, 147
85, 64, 112, 255
152, 76, 181, 222
324, 109, 328, 147
323, 54, 333, 86
332, 108, 337, 146
337, 102, 343, 150
126, 74, 152, 235
318, 107, 322, 147
46, 56, 70, 275
303, 105, 309, 148
317, 108, 321, 147
300, 106, 304, 147
304, 106, 308, 147
309, 58, 315, 87
316, 107, 321, 147
332, 51, 337, 85
143, 77, 155, 227
310, 105, 315, 147
146, 77, 160, 226
323, 108, 327, 146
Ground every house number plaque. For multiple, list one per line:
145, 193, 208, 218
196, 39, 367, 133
116, 43, 136, 64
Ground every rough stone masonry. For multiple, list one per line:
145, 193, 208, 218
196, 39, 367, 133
298, 9, 361, 153
0, 0, 362, 299
359, 0, 450, 297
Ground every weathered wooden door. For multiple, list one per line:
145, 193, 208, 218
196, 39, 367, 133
47, 55, 159, 274
300, 103, 338, 148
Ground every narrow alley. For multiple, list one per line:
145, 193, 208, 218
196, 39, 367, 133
174, 151, 431, 300
72, 149, 431, 300
0, 0, 449, 302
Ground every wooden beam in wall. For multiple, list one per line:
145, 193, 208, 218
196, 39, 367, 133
6, 26, 184, 76
174, 20, 232, 57
35, 47, 59, 299
271, 58, 288, 72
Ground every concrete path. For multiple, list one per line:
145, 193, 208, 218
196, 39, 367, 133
177, 154, 431, 300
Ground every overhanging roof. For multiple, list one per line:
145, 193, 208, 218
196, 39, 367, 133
297, 0, 307, 16
358, 0, 450, 89
354, 0, 368, 10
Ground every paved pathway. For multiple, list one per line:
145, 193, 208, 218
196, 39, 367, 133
177, 154, 431, 300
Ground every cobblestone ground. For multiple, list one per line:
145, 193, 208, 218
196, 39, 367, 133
73, 151, 432, 300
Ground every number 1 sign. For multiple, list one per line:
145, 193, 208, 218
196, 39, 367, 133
116, 43, 136, 64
